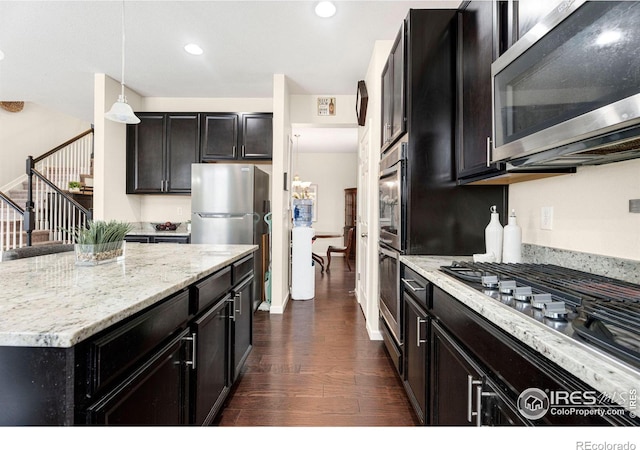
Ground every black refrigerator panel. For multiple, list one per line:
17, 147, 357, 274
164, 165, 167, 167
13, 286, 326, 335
402, 9, 507, 255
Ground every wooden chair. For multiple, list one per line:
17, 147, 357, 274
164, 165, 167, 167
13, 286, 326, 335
326, 227, 355, 271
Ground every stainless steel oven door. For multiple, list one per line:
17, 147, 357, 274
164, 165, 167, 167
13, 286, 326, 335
379, 244, 401, 345
379, 141, 405, 252
492, 0, 640, 164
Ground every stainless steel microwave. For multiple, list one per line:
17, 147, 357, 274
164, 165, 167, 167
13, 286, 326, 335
491, 0, 640, 169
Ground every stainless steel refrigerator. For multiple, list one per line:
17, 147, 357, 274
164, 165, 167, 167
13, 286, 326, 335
191, 163, 270, 310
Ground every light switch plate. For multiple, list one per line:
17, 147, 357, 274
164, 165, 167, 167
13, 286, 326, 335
541, 206, 554, 230
630, 199, 640, 213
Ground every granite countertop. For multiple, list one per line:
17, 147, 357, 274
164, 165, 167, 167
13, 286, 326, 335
0, 244, 256, 348
126, 222, 190, 237
400, 255, 640, 413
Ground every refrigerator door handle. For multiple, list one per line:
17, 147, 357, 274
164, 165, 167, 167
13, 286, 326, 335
196, 213, 248, 219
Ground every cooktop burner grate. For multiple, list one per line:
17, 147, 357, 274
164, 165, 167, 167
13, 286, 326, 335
440, 261, 640, 368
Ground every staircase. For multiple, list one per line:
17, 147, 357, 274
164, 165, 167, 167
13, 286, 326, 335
0, 129, 94, 253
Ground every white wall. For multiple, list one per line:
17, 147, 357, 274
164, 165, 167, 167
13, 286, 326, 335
290, 94, 357, 125
359, 40, 393, 340
296, 152, 358, 254
0, 103, 90, 188
270, 74, 292, 314
509, 158, 640, 261
93, 74, 142, 221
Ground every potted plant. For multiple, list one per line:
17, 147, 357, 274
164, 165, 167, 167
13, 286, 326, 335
68, 181, 82, 192
73, 220, 133, 265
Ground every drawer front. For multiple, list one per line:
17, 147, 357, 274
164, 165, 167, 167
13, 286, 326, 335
233, 255, 253, 285
401, 265, 431, 309
89, 289, 190, 396
192, 266, 232, 314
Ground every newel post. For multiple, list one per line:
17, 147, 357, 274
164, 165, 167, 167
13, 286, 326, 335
24, 156, 35, 246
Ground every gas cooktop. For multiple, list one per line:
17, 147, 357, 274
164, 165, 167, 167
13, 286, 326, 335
440, 262, 640, 370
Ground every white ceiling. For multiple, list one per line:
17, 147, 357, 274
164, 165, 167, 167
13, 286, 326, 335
0, 0, 460, 124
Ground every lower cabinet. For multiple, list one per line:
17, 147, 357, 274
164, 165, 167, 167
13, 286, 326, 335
391, 264, 639, 427
87, 329, 190, 425
231, 275, 253, 383
0, 255, 255, 426
402, 279, 430, 424
125, 235, 190, 244
430, 321, 526, 426
190, 295, 230, 425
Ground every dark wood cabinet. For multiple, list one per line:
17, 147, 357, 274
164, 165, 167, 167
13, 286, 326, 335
125, 235, 190, 244
230, 275, 253, 383
86, 329, 189, 425
0, 256, 255, 425
200, 113, 239, 160
190, 295, 230, 425
381, 23, 406, 152
201, 113, 272, 161
403, 295, 429, 424
126, 113, 199, 194
456, 1, 505, 182
344, 188, 356, 259
241, 113, 273, 160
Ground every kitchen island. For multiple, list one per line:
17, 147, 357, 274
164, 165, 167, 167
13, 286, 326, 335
0, 243, 257, 425
400, 255, 640, 423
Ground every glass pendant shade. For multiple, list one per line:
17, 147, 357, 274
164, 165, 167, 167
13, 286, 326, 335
105, 94, 140, 124
105, 1, 140, 125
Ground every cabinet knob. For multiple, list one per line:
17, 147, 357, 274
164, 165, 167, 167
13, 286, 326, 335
361, 232, 368, 238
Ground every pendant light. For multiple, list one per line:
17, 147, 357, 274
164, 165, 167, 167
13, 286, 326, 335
105, 0, 140, 124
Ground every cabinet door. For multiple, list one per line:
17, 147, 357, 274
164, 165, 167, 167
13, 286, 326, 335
231, 276, 253, 383
430, 322, 483, 426
403, 295, 428, 424
390, 24, 405, 145
126, 113, 165, 194
191, 296, 230, 425
153, 235, 190, 244
381, 59, 393, 148
87, 329, 189, 425
381, 23, 405, 151
456, 1, 503, 181
166, 114, 199, 193
200, 113, 238, 160
241, 113, 272, 160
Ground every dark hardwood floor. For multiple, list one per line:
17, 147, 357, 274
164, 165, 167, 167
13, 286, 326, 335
216, 257, 419, 426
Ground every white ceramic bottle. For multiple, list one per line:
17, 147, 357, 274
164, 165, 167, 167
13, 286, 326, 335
485, 205, 503, 263
502, 209, 522, 264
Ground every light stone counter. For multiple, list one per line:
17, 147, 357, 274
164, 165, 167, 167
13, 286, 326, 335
0, 243, 257, 348
401, 255, 640, 413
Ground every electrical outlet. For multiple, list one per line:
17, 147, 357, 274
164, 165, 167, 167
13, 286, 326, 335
541, 206, 554, 230
177, 207, 183, 217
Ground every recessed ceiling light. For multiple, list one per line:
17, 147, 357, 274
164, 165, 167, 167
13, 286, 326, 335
184, 43, 204, 55
315, 1, 336, 18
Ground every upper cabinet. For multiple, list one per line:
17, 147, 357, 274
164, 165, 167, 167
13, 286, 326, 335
126, 113, 199, 194
200, 113, 239, 160
381, 23, 406, 153
127, 112, 272, 195
455, 0, 573, 184
200, 112, 272, 161
456, 1, 504, 182
240, 113, 273, 160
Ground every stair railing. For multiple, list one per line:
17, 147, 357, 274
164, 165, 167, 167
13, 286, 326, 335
26, 157, 92, 246
1, 128, 94, 251
0, 191, 25, 252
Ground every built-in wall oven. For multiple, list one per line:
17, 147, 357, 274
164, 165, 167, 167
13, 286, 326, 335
378, 140, 406, 374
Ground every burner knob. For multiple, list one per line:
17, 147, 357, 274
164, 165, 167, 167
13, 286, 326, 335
481, 275, 499, 289
498, 280, 517, 294
543, 301, 568, 320
513, 286, 533, 302
531, 293, 553, 309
